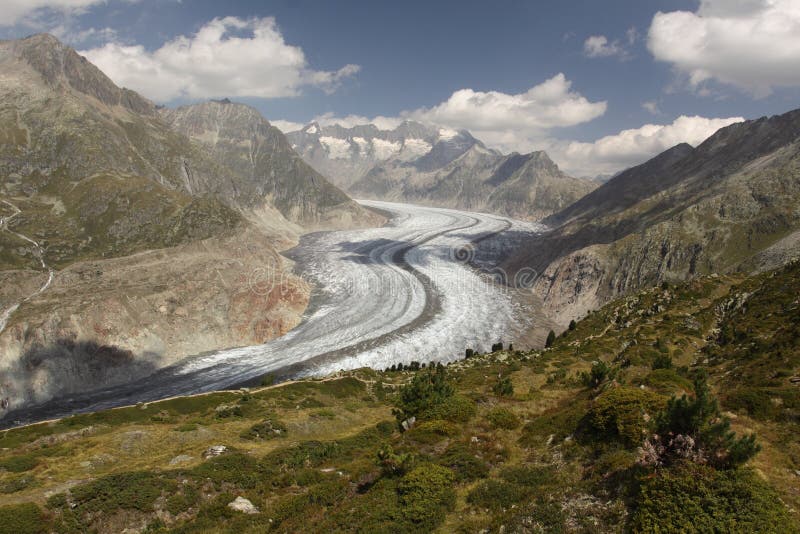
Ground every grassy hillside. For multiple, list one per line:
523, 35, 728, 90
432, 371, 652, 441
1, 262, 798, 533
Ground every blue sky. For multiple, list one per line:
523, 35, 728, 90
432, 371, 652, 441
2, 0, 799, 175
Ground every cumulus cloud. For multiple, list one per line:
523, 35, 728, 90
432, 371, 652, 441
548, 115, 743, 176
0, 0, 104, 26
583, 35, 626, 58
81, 16, 360, 102
407, 73, 606, 135
648, 0, 800, 96
641, 100, 661, 115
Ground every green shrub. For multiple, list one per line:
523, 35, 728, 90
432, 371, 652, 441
191, 453, 265, 489
69, 471, 177, 513
1, 473, 37, 494
0, 503, 46, 534
499, 465, 556, 488
397, 464, 456, 529
467, 479, 526, 511
492, 377, 514, 397
407, 420, 460, 444
632, 464, 796, 533
651, 375, 760, 469
394, 365, 454, 424
652, 353, 672, 370
588, 387, 666, 447
376, 445, 416, 477
0, 454, 38, 473
486, 407, 521, 430
580, 361, 616, 389
437, 443, 490, 482
240, 416, 288, 440
642, 368, 692, 394
421, 394, 476, 423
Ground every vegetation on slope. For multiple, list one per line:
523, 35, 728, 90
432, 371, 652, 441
1, 262, 799, 532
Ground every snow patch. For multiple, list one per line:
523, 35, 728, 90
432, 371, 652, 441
438, 128, 459, 140
372, 138, 402, 160
399, 138, 432, 159
305, 124, 318, 134
319, 136, 352, 159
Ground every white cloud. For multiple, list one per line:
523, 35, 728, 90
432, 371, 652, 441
81, 16, 360, 102
641, 100, 661, 115
313, 112, 404, 131
548, 115, 743, 176
408, 73, 607, 135
648, 0, 800, 96
270, 119, 305, 133
0, 0, 104, 26
583, 35, 626, 58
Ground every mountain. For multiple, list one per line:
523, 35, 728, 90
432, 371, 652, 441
0, 34, 378, 410
1, 261, 797, 532
289, 121, 596, 220
286, 120, 443, 189
505, 107, 800, 325
160, 100, 372, 230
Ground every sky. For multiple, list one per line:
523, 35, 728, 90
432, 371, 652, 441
2, 0, 799, 176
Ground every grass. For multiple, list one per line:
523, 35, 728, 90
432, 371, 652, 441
2, 264, 800, 532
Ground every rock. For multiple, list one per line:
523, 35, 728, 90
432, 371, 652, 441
203, 445, 227, 458
227, 496, 259, 514
401, 417, 416, 431
169, 455, 194, 465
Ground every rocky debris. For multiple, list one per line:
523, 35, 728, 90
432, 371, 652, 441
227, 496, 259, 514
79, 453, 116, 469
169, 455, 194, 465
401, 417, 416, 431
203, 445, 227, 458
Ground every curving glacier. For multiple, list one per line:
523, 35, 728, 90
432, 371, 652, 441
3, 201, 544, 425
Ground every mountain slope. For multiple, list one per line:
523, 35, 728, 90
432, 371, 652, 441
0, 34, 375, 411
289, 121, 596, 220
506, 108, 800, 325
352, 144, 596, 220
160, 101, 376, 229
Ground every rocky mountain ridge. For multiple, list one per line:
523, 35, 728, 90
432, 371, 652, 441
0, 34, 379, 412
288, 120, 595, 220
506, 107, 800, 325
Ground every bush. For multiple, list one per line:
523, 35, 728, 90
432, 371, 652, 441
394, 365, 454, 424
438, 442, 490, 482
240, 417, 288, 440
492, 377, 514, 397
376, 445, 416, 477
0, 454, 38, 473
569, 320, 577, 331
397, 464, 456, 529
0, 503, 46, 534
580, 361, 616, 389
632, 464, 795, 533
499, 465, 556, 488
69, 471, 177, 513
646, 375, 761, 469
420, 395, 476, 423
467, 479, 526, 511
486, 407, 521, 430
588, 387, 666, 448
652, 353, 672, 370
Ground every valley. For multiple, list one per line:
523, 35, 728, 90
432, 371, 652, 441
2, 201, 545, 426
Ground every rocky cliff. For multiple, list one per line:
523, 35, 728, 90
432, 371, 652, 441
506, 108, 800, 326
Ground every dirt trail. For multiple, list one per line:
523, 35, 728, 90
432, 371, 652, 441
0, 199, 54, 334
